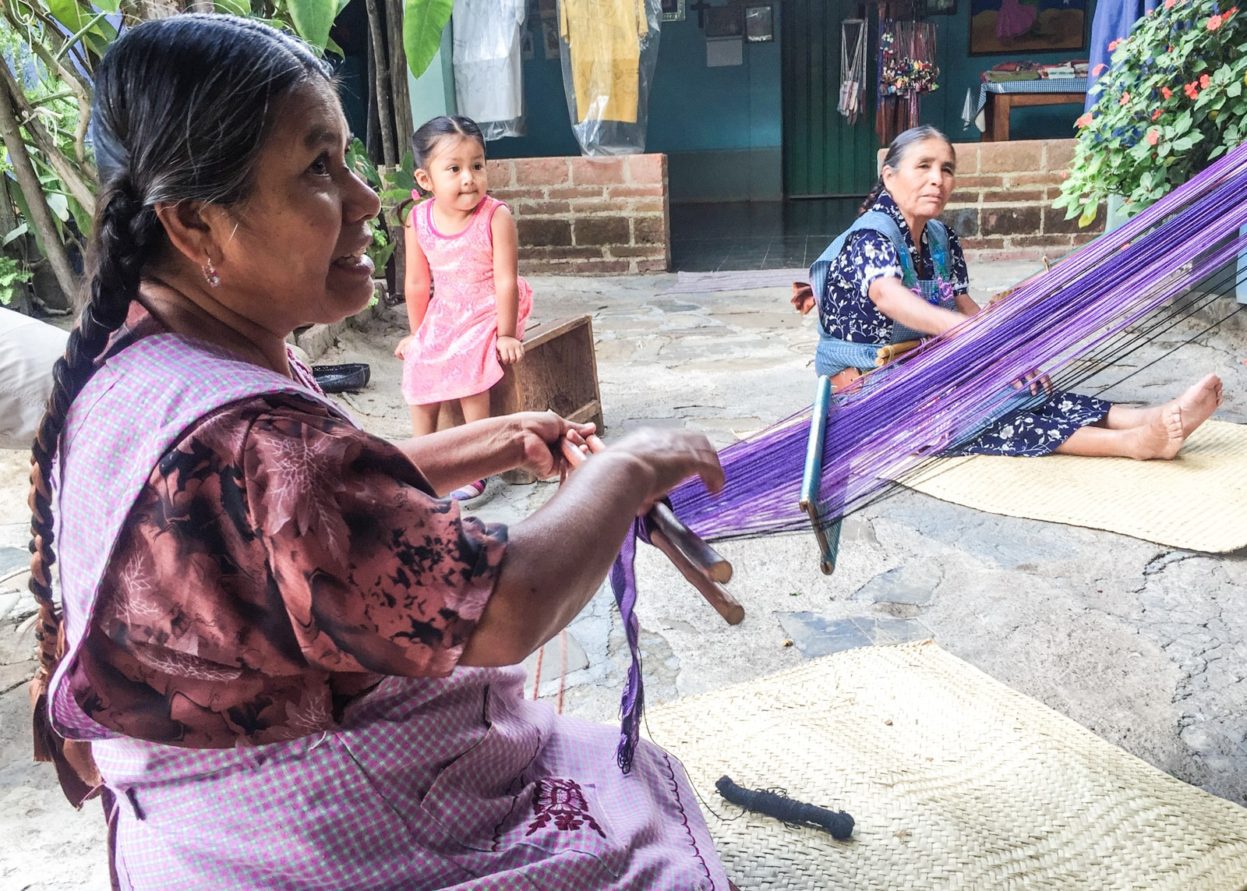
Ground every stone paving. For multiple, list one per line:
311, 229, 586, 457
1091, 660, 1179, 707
2, 265, 1245, 888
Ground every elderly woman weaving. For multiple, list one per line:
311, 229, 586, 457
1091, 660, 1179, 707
811, 125, 1223, 460
28, 15, 733, 889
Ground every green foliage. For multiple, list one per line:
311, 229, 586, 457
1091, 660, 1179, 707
402, 0, 453, 79
1055, 0, 1247, 225
0, 254, 32, 306
346, 137, 398, 279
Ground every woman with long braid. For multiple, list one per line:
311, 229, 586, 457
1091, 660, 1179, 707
30, 15, 731, 889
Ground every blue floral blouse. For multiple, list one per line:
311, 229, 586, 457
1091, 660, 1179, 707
817, 191, 970, 342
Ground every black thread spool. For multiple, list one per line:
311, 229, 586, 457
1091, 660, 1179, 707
715, 775, 854, 840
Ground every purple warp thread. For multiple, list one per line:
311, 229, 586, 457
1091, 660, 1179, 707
608, 142, 1247, 771
608, 517, 647, 773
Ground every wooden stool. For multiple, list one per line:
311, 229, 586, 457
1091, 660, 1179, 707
437, 316, 605, 482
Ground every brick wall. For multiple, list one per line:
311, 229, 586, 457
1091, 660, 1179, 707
942, 139, 1103, 263
488, 155, 670, 275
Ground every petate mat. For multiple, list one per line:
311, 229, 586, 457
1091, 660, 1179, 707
898, 419, 1247, 553
645, 641, 1247, 890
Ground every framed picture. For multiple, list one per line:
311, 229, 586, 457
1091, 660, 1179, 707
661, 0, 686, 22
705, 6, 743, 38
744, 4, 774, 42
969, 0, 1087, 55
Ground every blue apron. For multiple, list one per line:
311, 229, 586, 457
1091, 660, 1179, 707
810, 211, 955, 377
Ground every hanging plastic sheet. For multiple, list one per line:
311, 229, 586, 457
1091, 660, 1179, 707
452, 0, 527, 140
838, 18, 868, 125
556, 0, 661, 155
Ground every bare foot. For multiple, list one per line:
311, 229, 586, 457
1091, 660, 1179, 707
1174, 373, 1223, 436
1133, 373, 1222, 460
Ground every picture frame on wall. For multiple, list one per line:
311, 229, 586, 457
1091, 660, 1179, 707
705, 6, 743, 38
661, 0, 686, 23
969, 0, 1087, 55
744, 4, 774, 42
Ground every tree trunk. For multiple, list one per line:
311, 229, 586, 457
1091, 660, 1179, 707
0, 77, 77, 306
385, 0, 413, 149
364, 0, 397, 168
0, 62, 96, 217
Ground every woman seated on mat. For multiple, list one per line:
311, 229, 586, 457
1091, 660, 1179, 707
30, 15, 734, 888
810, 124, 1223, 460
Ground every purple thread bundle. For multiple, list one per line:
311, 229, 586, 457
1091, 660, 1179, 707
608, 142, 1247, 771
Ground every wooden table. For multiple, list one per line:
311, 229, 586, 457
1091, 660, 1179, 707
982, 90, 1085, 142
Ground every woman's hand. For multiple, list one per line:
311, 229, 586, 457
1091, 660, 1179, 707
509, 411, 596, 479
1012, 368, 1053, 397
394, 334, 416, 360
596, 427, 725, 511
496, 335, 525, 366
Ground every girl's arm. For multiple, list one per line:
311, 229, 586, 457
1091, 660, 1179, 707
395, 208, 432, 359
490, 204, 525, 366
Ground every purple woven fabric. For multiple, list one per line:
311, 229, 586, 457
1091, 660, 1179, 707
608, 517, 646, 773
53, 332, 728, 890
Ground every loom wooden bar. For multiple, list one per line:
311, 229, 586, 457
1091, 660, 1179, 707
649, 502, 733, 584
437, 315, 605, 483
648, 528, 745, 626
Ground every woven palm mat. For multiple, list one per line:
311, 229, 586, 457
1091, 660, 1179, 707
645, 641, 1247, 890
898, 419, 1247, 553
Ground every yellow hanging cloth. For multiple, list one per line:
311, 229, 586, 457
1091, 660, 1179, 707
559, 0, 649, 124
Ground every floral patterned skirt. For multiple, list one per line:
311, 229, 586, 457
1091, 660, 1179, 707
944, 390, 1111, 457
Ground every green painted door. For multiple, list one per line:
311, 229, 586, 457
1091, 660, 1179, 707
783, 1, 880, 198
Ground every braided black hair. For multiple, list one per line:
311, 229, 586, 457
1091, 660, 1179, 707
858, 125, 954, 216
29, 14, 330, 770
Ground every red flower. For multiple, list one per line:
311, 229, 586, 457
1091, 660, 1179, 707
1152, 108, 1162, 120
1092, 62, 1108, 76
1200, 73, 1211, 88
1120, 91, 1132, 105
1208, 13, 1224, 28
1108, 38, 1121, 50
1146, 129, 1159, 146
1161, 86, 1173, 99
1227, 7, 1239, 17
1075, 112, 1093, 127
1164, 0, 1175, 7
1184, 81, 1200, 99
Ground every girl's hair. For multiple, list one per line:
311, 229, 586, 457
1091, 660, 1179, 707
410, 115, 486, 196
28, 14, 330, 714
858, 125, 954, 215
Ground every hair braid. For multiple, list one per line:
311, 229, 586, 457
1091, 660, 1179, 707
28, 185, 156, 731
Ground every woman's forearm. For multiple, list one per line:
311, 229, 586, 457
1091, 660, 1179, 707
394, 417, 523, 493
459, 449, 656, 667
869, 277, 967, 335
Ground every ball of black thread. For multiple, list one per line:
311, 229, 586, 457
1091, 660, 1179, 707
715, 775, 854, 840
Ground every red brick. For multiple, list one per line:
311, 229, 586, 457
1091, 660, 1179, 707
574, 217, 630, 246
513, 157, 570, 186
486, 159, 516, 189
1045, 140, 1076, 170
633, 257, 670, 273
523, 245, 605, 261
547, 186, 605, 201
952, 174, 1005, 190
978, 141, 1044, 174
506, 199, 572, 216
570, 158, 625, 186
564, 199, 616, 213
982, 190, 1046, 204
982, 205, 1043, 235
1008, 233, 1075, 247
608, 244, 666, 258
618, 199, 666, 215
943, 206, 981, 238
517, 218, 572, 247
607, 185, 665, 199
626, 154, 665, 184
1006, 172, 1061, 187
632, 216, 667, 245
950, 142, 981, 174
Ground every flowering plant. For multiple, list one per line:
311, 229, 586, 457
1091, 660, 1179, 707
1054, 0, 1247, 226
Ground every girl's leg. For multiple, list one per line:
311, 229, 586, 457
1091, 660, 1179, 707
409, 403, 441, 437
1057, 373, 1223, 459
459, 391, 492, 424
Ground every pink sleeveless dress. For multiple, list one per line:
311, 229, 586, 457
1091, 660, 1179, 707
401, 194, 534, 406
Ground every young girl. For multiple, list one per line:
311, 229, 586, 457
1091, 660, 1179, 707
395, 115, 533, 500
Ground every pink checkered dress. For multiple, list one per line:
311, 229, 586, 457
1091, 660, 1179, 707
50, 332, 728, 889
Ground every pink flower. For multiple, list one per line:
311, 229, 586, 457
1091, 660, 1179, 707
1161, 86, 1173, 99
1146, 129, 1159, 146
1075, 112, 1093, 127
1092, 62, 1108, 76
1164, 0, 1175, 8
1200, 73, 1211, 88
1108, 38, 1121, 50
1184, 81, 1200, 99
1207, 13, 1224, 28
1152, 108, 1163, 121
1120, 91, 1132, 105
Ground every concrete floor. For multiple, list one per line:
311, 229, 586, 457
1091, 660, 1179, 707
2, 263, 1245, 888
